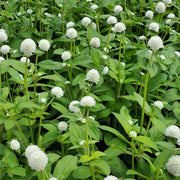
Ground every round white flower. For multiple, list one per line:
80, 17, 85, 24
167, 13, 175, 19
176, 137, 180, 146
166, 19, 171, 25
129, 131, 137, 138
163, 0, 172, 5
39, 39, 50, 51
86, 69, 100, 83
69, 100, 80, 113
102, 67, 109, 75
20, 57, 30, 64
155, 2, 166, 14
145, 10, 154, 19
13, 50, 17, 53
58, 121, 68, 131
66, 28, 78, 39
65, 81, 70, 84
92, 22, 96, 29
89, 116, 95, 120
0, 56, 5, 62
91, 4, 98, 10
104, 175, 118, 180
166, 155, 180, 176
90, 37, 100, 48
128, 120, 133, 125
81, 118, 86, 123
58, 13, 62, 18
160, 55, 165, 60
1, 45, 10, 54
61, 51, 71, 60
59, 4, 63, 7
0, 29, 6, 33
82, 17, 91, 27
80, 96, 96, 107
19, 74, 24, 81
121, 62, 126, 66
20, 38, 36, 57
49, 178, 58, 180
44, 13, 53, 18
154, 101, 163, 109
17, 12, 22, 16
113, 5, 123, 13
79, 140, 85, 146
148, 36, 164, 51
103, 55, 108, 60
103, 47, 109, 53
149, 22, 159, 32
106, 16, 118, 25
86, 0, 92, 2
28, 151, 48, 171
66, 22, 75, 29
10, 139, 20, 150
25, 145, 41, 158
41, 98, 46, 103
114, 22, 126, 33
175, 51, 180, 57
27, 9, 33, 14
139, 36, 146, 40
62, 63, 66, 67
165, 125, 180, 138
51, 87, 64, 98
140, 72, 145, 76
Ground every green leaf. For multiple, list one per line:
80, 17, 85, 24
6, 167, 26, 176
164, 88, 180, 102
91, 151, 106, 159
54, 155, 78, 180
126, 170, 148, 179
18, 101, 42, 109
10, 60, 25, 73
90, 48, 101, 67
41, 75, 62, 82
73, 166, 91, 179
151, 118, 167, 134
52, 102, 68, 114
79, 155, 92, 163
38, 60, 62, 70
5, 120, 16, 130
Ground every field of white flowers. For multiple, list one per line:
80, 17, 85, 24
0, 0, 180, 179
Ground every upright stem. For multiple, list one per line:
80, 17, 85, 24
37, 108, 44, 146
24, 57, 29, 100
106, 26, 112, 55
0, 69, 1, 89
85, 108, 90, 156
89, 164, 96, 180
60, 131, 65, 156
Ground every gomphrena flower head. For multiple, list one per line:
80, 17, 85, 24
113, 5, 123, 13
66, 28, 78, 39
28, 150, 48, 171
82, 17, 91, 27
160, 55, 165, 60
86, 69, 100, 83
0, 31, 8, 43
165, 125, 180, 138
149, 22, 159, 32
0, 56, 5, 62
163, 0, 172, 5
69, 100, 80, 113
175, 51, 180, 57
25, 145, 41, 158
129, 131, 137, 138
20, 57, 30, 64
155, 2, 166, 14
166, 155, 180, 176
167, 13, 175, 19
39, 39, 50, 51
49, 178, 58, 180
90, 37, 100, 48
61, 51, 71, 60
80, 96, 96, 107
58, 121, 68, 131
51, 87, 64, 98
104, 175, 119, 180
114, 22, 126, 33
10, 139, 20, 150
102, 67, 109, 75
66, 22, 75, 29
20, 38, 36, 57
91, 4, 98, 10
106, 16, 118, 25
148, 36, 164, 51
154, 101, 163, 109
139, 36, 146, 40
1, 45, 10, 54
145, 10, 154, 19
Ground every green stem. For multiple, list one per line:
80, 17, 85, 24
0, 69, 1, 89
43, 170, 49, 180
60, 131, 65, 156
89, 164, 96, 180
41, 171, 45, 180
106, 26, 112, 55
24, 57, 29, 100
16, 122, 28, 146
70, 40, 73, 55
37, 107, 44, 146
85, 108, 90, 156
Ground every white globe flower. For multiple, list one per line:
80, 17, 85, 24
27, 9, 33, 14
91, 4, 98, 10
80, 96, 96, 107
121, 62, 126, 66
149, 22, 159, 32
128, 120, 133, 125
66, 28, 78, 39
113, 5, 123, 13
0, 56, 5, 62
167, 13, 175, 19
154, 101, 163, 109
58, 121, 68, 131
17, 12, 22, 16
20, 38, 36, 57
58, 13, 62, 18
39, 39, 50, 51
81, 118, 86, 123
0, 31, 7, 43
82, 17, 91, 27
62, 63, 66, 67
114, 22, 126, 33
102, 67, 109, 75
89, 116, 95, 120
25, 145, 41, 158
90, 37, 100, 48
28, 151, 48, 171
166, 155, 180, 176
41, 98, 46, 103
165, 19, 171, 25
148, 36, 164, 51
175, 51, 180, 57
0, 29, 6, 33
86, 0, 92, 2
160, 55, 165, 60
129, 131, 137, 138
103, 55, 108, 60
145, 10, 154, 19
163, 0, 172, 5
92, 22, 97, 29
155, 2, 166, 14
61, 51, 71, 60
165, 125, 180, 138
104, 175, 118, 180
86, 69, 100, 83
79, 140, 86, 146
19, 74, 24, 81
69, 100, 80, 113
106, 16, 118, 25
1, 45, 10, 54
51, 87, 64, 98
176, 137, 180, 146
139, 36, 146, 40
10, 139, 20, 150
20, 57, 30, 64
49, 178, 58, 180
44, 13, 53, 18
66, 22, 75, 29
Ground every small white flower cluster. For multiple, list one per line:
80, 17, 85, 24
113, 22, 126, 33
154, 101, 163, 109
58, 121, 68, 131
82, 17, 91, 27
10, 139, 20, 150
44, 12, 53, 18
139, 36, 146, 40
167, 13, 175, 19
51, 87, 64, 98
39, 39, 50, 51
155, 2, 166, 14
0, 56, 5, 62
165, 125, 180, 138
175, 51, 180, 57
69, 100, 80, 113
148, 36, 164, 51
163, 0, 172, 5
91, 4, 98, 10
90, 37, 100, 48
79, 140, 85, 146
0, 31, 8, 43
106, 16, 117, 25
1, 45, 10, 54
66, 28, 78, 39
104, 175, 118, 180
27, 9, 33, 14
129, 131, 137, 138
20, 57, 30, 64
61, 51, 71, 60
102, 67, 109, 75
25, 145, 48, 171
166, 155, 180, 176
160, 55, 165, 60
149, 22, 159, 32
86, 69, 100, 84
80, 96, 96, 107
49, 178, 58, 180
113, 5, 123, 13
145, 10, 154, 19
66, 22, 75, 29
